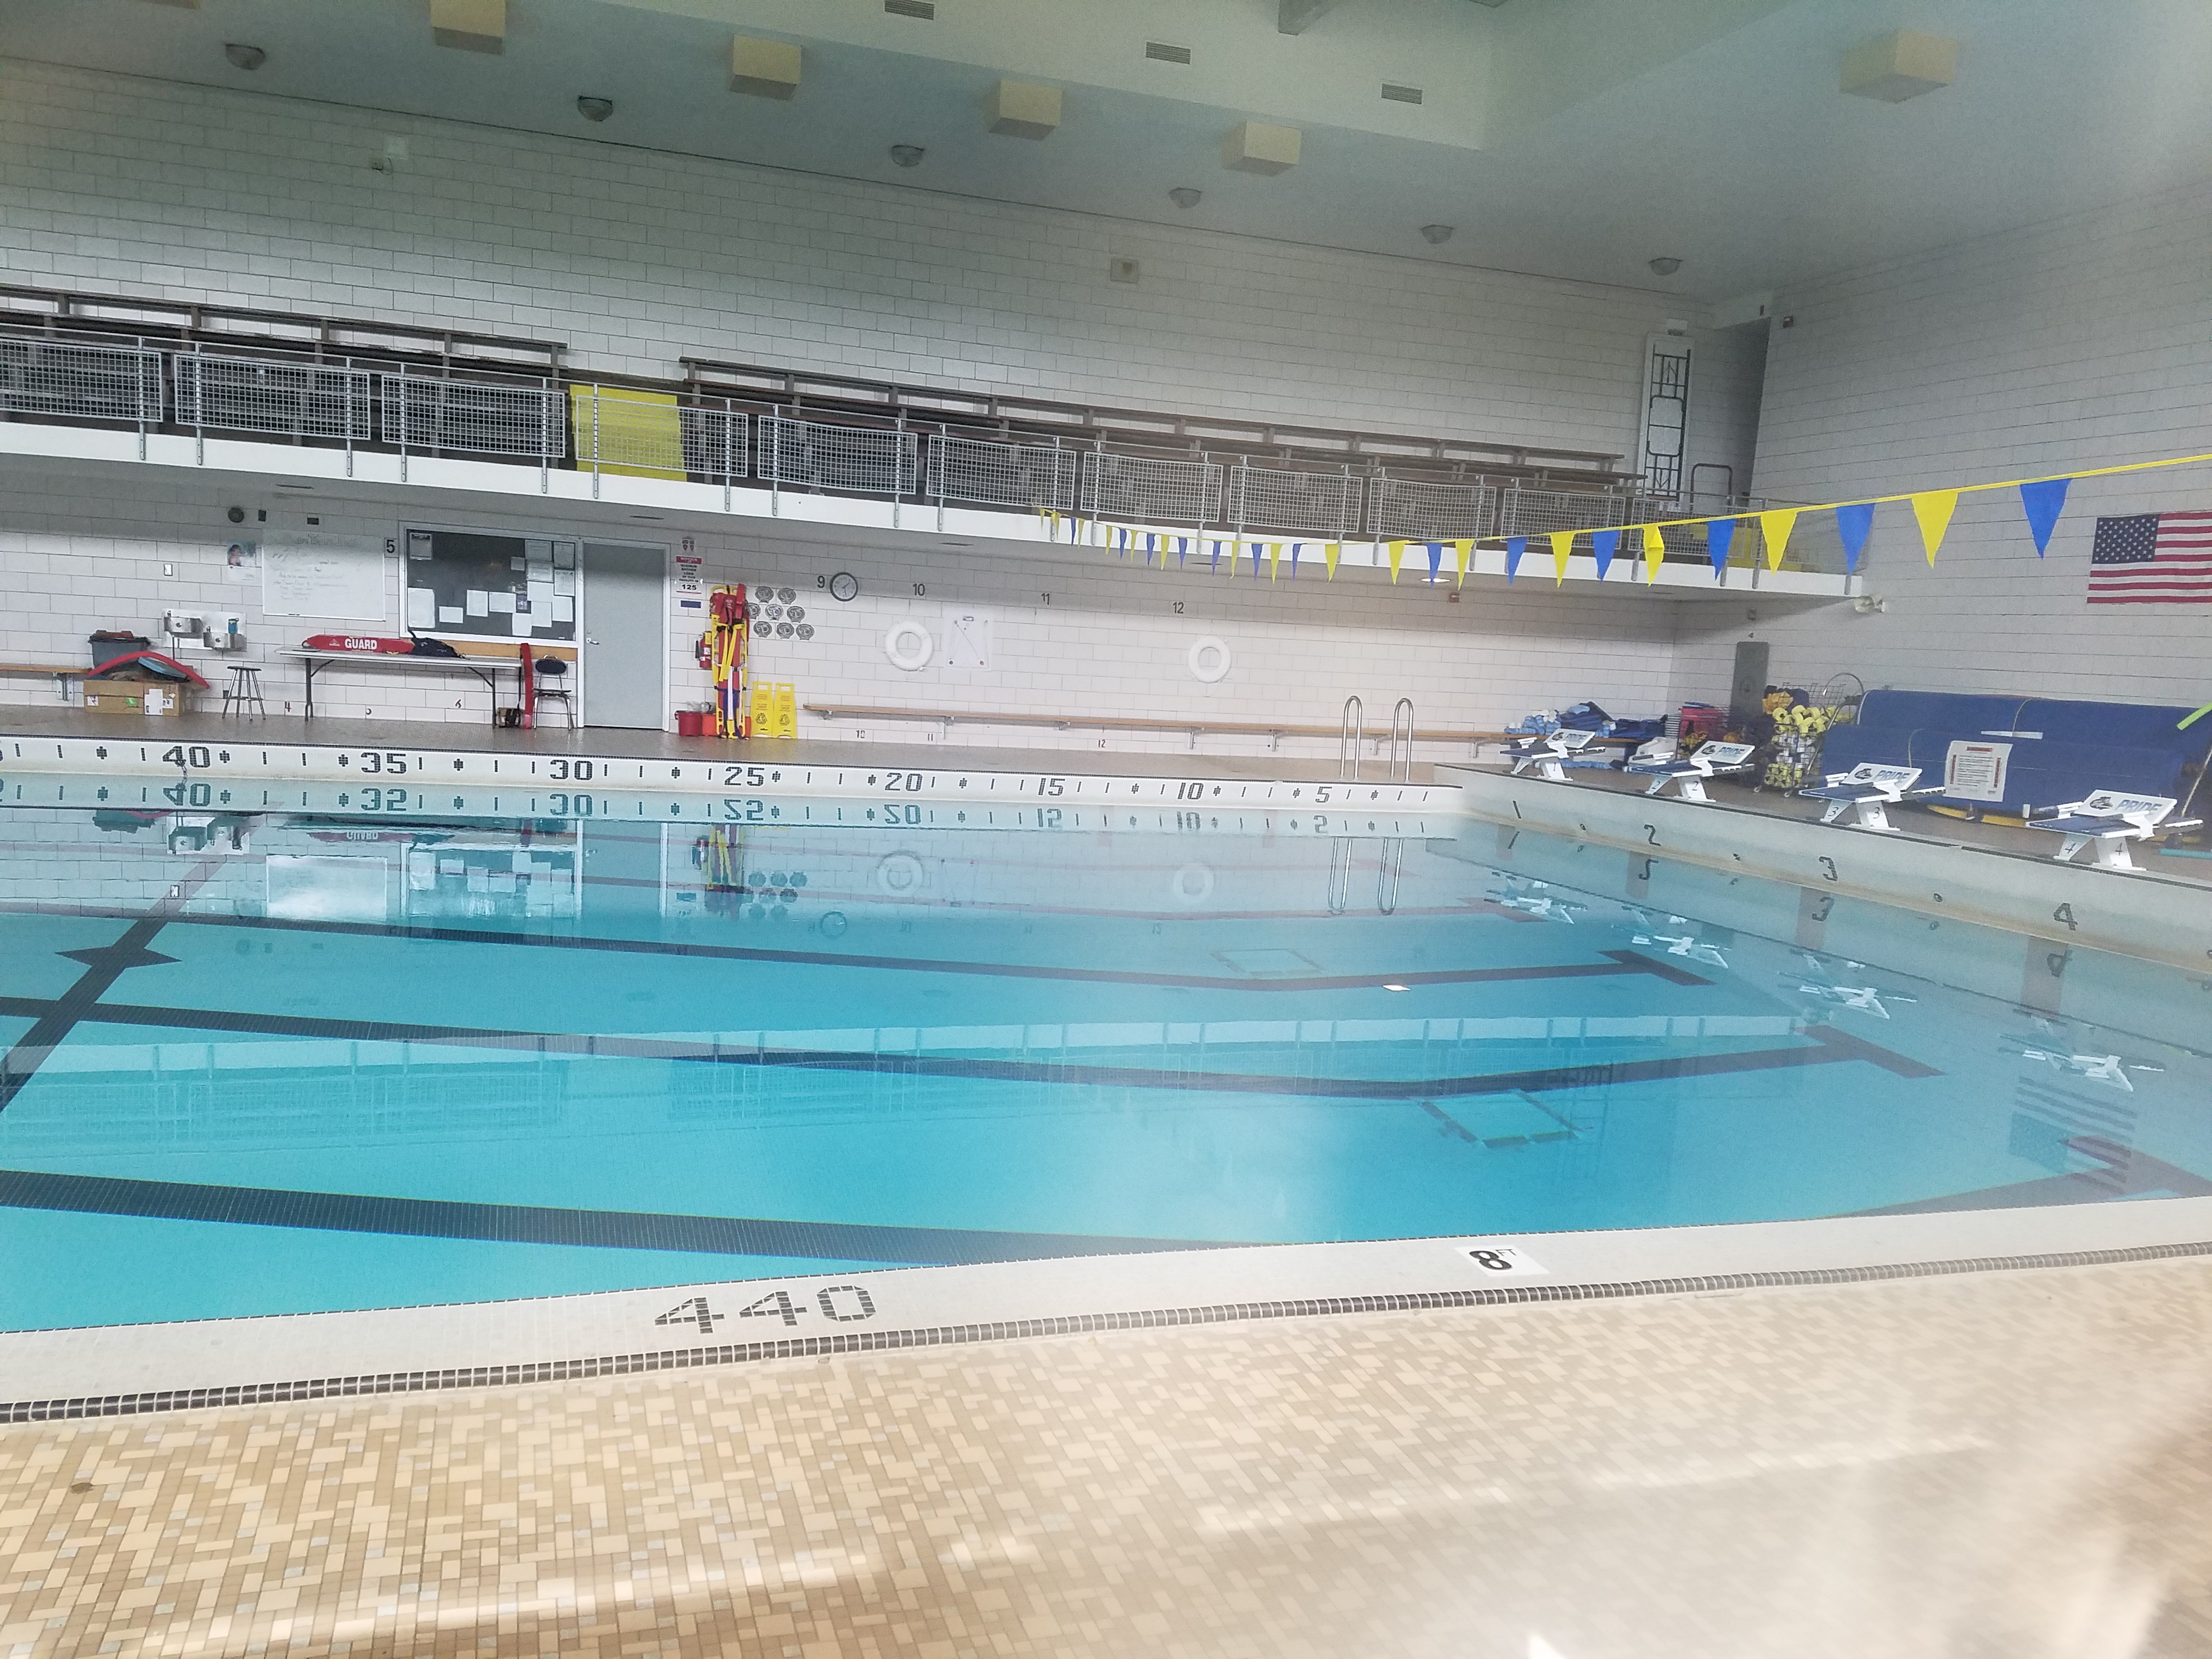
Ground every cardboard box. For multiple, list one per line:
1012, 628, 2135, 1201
83, 685, 187, 716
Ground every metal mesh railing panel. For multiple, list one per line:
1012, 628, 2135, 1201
1367, 477, 1494, 541
0, 336, 163, 424
927, 435, 1079, 512
1081, 452, 1221, 526
766, 416, 918, 495
176, 353, 370, 441
1226, 465, 1361, 537
571, 390, 747, 482
380, 373, 565, 461
1497, 486, 1633, 539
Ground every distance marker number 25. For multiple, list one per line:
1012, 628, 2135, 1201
654, 1283, 876, 1336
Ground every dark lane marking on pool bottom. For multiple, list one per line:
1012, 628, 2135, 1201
0, 902, 1712, 992
0, 1169, 1242, 1262
0, 992, 1937, 1100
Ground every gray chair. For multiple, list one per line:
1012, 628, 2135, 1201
533, 657, 577, 729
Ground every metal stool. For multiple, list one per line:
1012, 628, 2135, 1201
533, 658, 577, 730
220, 664, 267, 719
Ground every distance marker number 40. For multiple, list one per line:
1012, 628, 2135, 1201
654, 1283, 877, 1336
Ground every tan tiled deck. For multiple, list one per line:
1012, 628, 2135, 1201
4, 1255, 2209, 1657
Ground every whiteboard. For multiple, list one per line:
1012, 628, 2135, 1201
261, 534, 389, 621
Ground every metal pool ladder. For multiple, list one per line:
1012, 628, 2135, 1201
1339, 694, 1364, 781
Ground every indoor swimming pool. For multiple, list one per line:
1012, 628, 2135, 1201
0, 789, 2207, 1335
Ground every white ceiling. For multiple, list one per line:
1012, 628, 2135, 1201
3, 0, 2211, 300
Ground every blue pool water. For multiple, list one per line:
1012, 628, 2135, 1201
1, 795, 2207, 1332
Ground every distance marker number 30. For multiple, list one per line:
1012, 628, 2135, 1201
654, 1283, 876, 1335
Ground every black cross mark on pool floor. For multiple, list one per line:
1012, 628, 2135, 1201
0, 864, 218, 1113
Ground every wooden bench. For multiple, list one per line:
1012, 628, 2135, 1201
0, 663, 85, 701
805, 701, 1508, 753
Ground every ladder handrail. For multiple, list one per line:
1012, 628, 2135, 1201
1388, 697, 1415, 782
1340, 695, 1364, 781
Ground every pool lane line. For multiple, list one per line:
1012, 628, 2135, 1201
0, 991, 1936, 1101
0, 1167, 1244, 1263
0, 860, 222, 1113
119, 911, 1725, 993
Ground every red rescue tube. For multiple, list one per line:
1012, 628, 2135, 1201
299, 634, 418, 654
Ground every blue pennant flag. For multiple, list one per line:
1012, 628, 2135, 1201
2019, 477, 2070, 556
1251, 541, 1264, 577
1291, 542, 1303, 577
1835, 502, 1875, 574
1591, 528, 1618, 581
1706, 518, 1735, 577
1426, 541, 1444, 584
1505, 535, 1527, 583
1209, 539, 1223, 573
1176, 537, 1189, 567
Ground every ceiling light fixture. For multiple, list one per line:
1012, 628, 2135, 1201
576, 96, 613, 122
889, 144, 926, 168
1169, 187, 1201, 209
1419, 223, 1453, 245
224, 42, 266, 70
1383, 983, 1410, 992
1648, 256, 1683, 276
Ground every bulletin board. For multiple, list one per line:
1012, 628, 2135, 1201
399, 526, 579, 644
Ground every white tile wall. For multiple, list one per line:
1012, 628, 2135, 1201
1674, 183, 2212, 709
0, 57, 1746, 466
0, 57, 1751, 753
0, 465, 1693, 764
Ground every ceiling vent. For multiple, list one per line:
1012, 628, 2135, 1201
1381, 83, 1424, 105
884, 0, 934, 18
1145, 42, 1193, 64
1841, 30, 1956, 101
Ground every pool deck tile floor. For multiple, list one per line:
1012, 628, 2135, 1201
2, 1254, 2208, 1657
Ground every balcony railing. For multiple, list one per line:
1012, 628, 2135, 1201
0, 284, 1838, 572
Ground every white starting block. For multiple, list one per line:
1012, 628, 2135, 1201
1798, 763, 1940, 832
1501, 727, 1600, 781
2027, 791, 2199, 871
1623, 740, 1757, 802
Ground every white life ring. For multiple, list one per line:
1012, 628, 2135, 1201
1187, 635, 1231, 684
875, 852, 925, 895
884, 620, 933, 672
1171, 862, 1215, 905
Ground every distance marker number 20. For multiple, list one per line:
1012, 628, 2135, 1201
654, 1283, 876, 1336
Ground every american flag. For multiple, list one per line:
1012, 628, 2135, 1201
2088, 511, 2212, 603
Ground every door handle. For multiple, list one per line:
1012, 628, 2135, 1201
585, 636, 600, 645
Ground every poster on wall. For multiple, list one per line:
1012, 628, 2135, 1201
944, 610, 991, 669
1943, 741, 2011, 803
261, 534, 387, 620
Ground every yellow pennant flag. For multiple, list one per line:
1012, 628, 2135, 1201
1911, 489, 1959, 564
1267, 542, 1282, 580
1642, 524, 1666, 583
1758, 507, 1799, 572
1453, 539, 1472, 587
1324, 542, 1341, 578
1387, 540, 1406, 583
1550, 531, 1575, 585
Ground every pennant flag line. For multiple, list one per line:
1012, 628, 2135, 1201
1836, 503, 1875, 574
1910, 490, 1959, 565
1591, 528, 1618, 582
1758, 507, 1798, 573
2019, 477, 2070, 556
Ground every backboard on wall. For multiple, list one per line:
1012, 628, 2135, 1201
400, 527, 579, 643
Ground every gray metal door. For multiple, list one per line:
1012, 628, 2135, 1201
581, 542, 665, 729
1728, 641, 1771, 730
